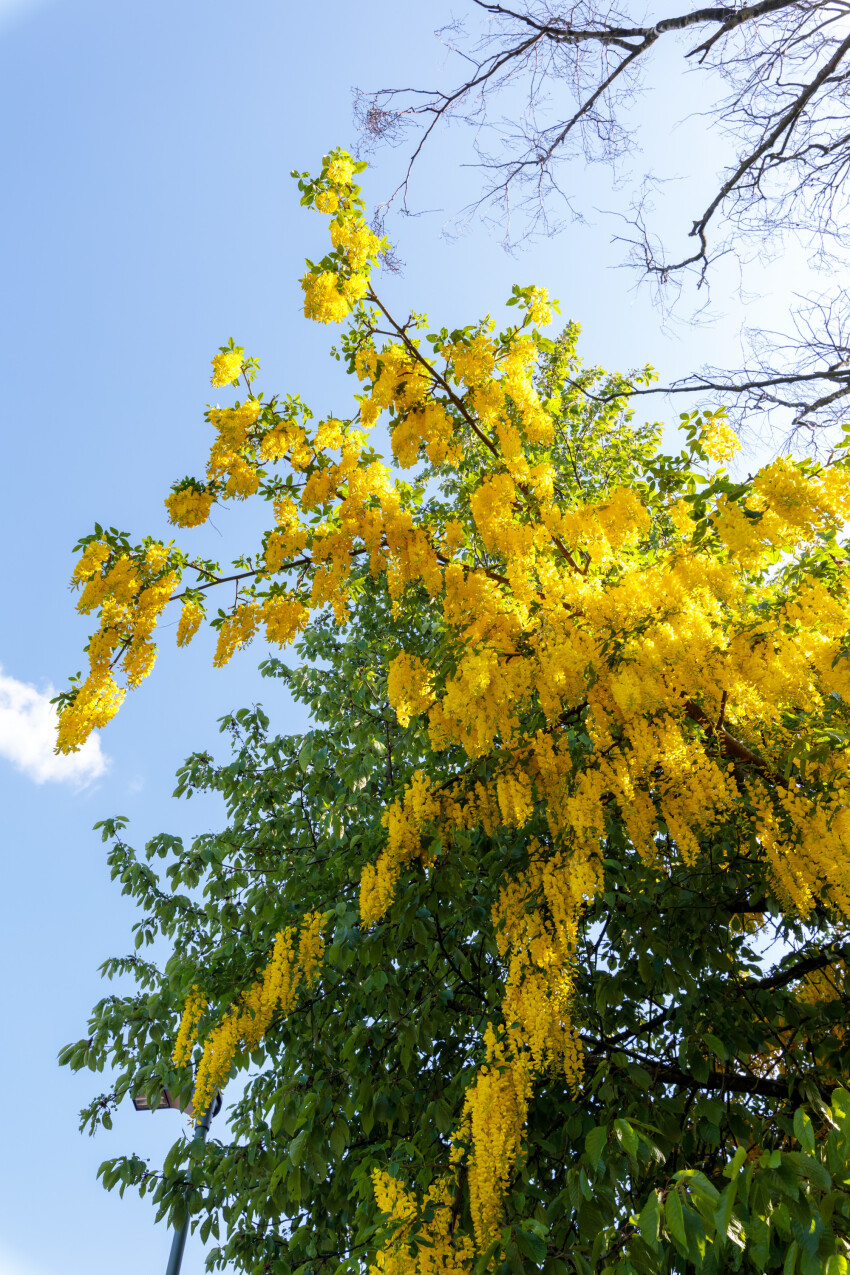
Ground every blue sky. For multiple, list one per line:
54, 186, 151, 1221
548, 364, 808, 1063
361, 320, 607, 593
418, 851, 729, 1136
0, 3, 806, 1273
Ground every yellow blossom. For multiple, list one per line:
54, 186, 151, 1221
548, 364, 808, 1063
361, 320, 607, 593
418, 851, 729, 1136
213, 603, 262, 668
327, 154, 355, 185
71, 541, 110, 585
210, 350, 242, 387
176, 600, 204, 647
55, 671, 125, 753
302, 271, 351, 324
263, 594, 309, 645
172, 986, 206, 1067
527, 286, 553, 328
701, 415, 740, 464
387, 652, 436, 727
165, 487, 213, 528
314, 189, 339, 214
184, 912, 327, 1118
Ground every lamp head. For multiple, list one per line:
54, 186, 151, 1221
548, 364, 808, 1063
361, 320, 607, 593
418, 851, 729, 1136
131, 1088, 194, 1115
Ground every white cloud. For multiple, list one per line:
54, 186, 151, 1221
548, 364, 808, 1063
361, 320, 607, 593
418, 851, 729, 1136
0, 666, 107, 786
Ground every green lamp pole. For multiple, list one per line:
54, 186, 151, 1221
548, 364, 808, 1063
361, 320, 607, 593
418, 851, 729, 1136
164, 1098, 216, 1275
133, 1088, 221, 1275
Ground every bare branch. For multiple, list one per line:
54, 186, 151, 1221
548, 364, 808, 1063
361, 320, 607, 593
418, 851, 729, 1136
559, 290, 850, 448
357, 1, 850, 444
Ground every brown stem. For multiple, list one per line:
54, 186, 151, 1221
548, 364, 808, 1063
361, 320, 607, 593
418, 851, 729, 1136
683, 699, 780, 780
582, 1037, 836, 1100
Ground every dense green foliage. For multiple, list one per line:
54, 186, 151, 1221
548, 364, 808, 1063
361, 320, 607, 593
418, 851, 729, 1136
61, 343, 850, 1275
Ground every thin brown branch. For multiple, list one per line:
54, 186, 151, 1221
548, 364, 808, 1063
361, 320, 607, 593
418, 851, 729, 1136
656, 29, 850, 278
367, 289, 587, 574
582, 1037, 837, 1099
745, 943, 849, 991
684, 699, 781, 780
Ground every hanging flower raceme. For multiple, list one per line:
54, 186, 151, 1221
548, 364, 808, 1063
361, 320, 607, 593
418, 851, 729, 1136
174, 911, 328, 1118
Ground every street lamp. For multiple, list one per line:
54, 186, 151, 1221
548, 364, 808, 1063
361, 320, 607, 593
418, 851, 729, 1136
133, 1088, 222, 1275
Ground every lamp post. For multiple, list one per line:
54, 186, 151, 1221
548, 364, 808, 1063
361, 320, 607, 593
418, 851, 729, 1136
132, 1088, 222, 1275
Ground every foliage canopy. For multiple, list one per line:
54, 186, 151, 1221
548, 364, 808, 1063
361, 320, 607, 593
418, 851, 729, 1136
60, 152, 850, 1274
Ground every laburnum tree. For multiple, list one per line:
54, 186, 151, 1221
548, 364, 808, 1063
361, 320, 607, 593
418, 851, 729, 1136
59, 152, 850, 1274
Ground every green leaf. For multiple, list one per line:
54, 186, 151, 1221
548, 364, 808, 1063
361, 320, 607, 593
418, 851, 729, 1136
515, 1229, 547, 1265
434, 1100, 453, 1135
505, 1240, 526, 1275
790, 1212, 821, 1259
664, 1189, 687, 1255
613, 1118, 638, 1157
585, 1126, 608, 1171
785, 1151, 832, 1192
794, 1109, 816, 1155
723, 1146, 748, 1180
713, 1179, 738, 1243
297, 738, 313, 772
288, 1129, 309, 1166
636, 1190, 661, 1246
474, 1240, 503, 1275
330, 1116, 349, 1159
703, 1033, 728, 1061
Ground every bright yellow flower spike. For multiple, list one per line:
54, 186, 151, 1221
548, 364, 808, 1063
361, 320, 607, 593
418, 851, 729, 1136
182, 912, 327, 1118
175, 599, 204, 647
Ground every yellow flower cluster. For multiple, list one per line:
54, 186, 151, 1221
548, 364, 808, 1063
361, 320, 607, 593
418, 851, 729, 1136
370, 1164, 476, 1275
330, 215, 382, 272
57, 545, 180, 752
122, 638, 157, 688
701, 414, 740, 464
172, 986, 207, 1067
260, 418, 312, 468
205, 398, 263, 500
185, 911, 326, 1118
263, 593, 310, 646
314, 189, 339, 215
300, 152, 383, 325
176, 599, 204, 647
55, 672, 125, 753
302, 271, 353, 325
463, 1030, 533, 1243
387, 653, 435, 728
71, 540, 110, 584
326, 154, 354, 185
264, 500, 309, 571
213, 602, 261, 668
393, 400, 463, 468
360, 771, 440, 926
165, 486, 213, 528
527, 286, 553, 328
210, 350, 242, 387
356, 342, 430, 427
713, 458, 850, 564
